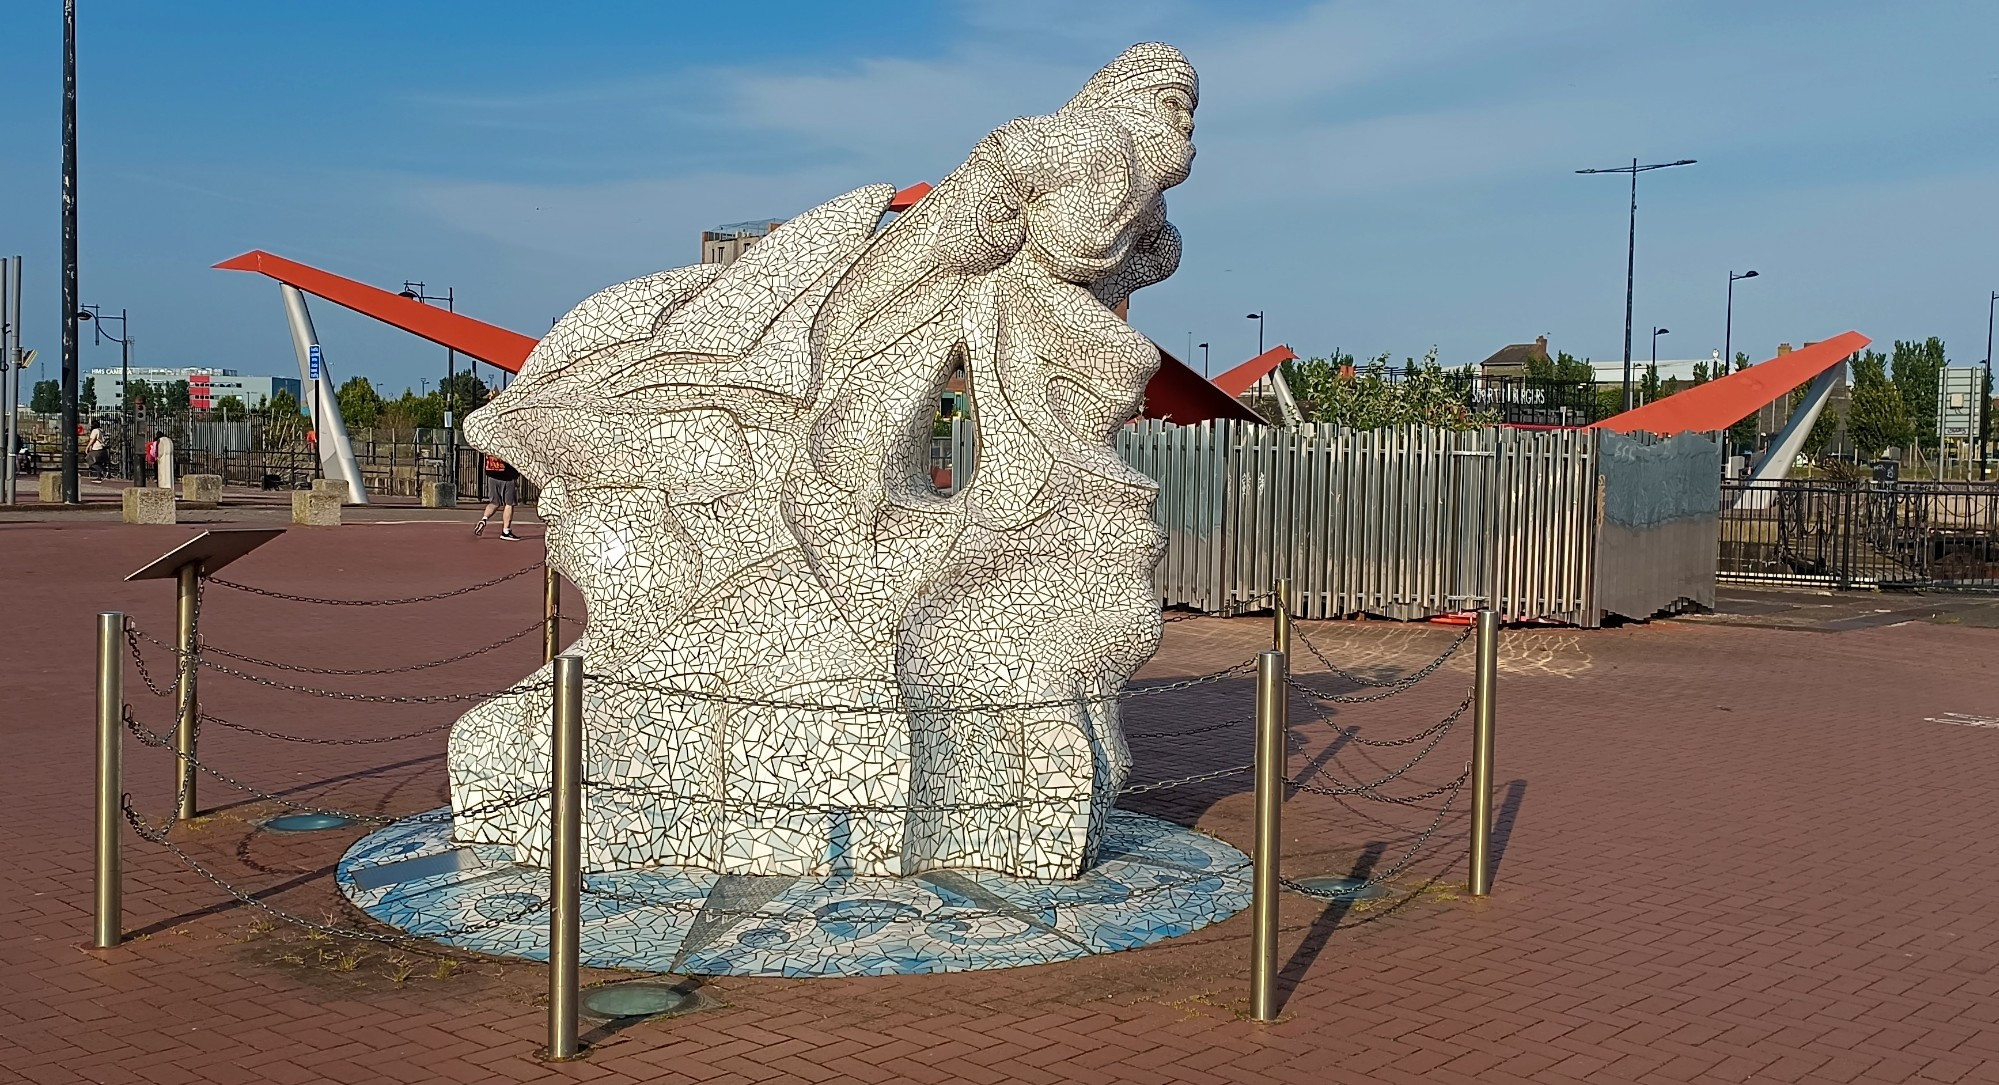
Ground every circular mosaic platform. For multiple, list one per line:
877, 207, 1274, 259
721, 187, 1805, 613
336, 810, 1249, 977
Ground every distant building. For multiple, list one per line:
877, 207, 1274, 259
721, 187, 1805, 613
1477, 336, 1551, 377
701, 220, 783, 266
85, 365, 301, 411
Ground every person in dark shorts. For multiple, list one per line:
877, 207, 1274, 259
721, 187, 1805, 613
475, 454, 522, 540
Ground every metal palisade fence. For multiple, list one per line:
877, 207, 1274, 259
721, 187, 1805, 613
1103, 420, 1720, 629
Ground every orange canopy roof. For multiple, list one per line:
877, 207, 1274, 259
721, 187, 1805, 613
1211, 345, 1299, 397
1589, 331, 1870, 434
217, 247, 1258, 425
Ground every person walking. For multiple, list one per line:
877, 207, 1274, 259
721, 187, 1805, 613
475, 453, 522, 540
85, 424, 107, 481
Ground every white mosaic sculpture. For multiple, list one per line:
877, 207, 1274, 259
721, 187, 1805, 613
451, 43, 1196, 879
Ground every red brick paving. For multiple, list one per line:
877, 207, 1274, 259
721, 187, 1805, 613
5, 517, 1999, 1083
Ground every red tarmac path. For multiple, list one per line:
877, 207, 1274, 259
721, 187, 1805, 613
4, 515, 1999, 1084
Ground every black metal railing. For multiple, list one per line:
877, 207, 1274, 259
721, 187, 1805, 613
1719, 479, 1999, 591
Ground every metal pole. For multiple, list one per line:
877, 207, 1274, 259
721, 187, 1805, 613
1724, 273, 1735, 391
95, 611, 123, 948
60, 0, 80, 503
0, 255, 12, 505
1975, 291, 1991, 481
1469, 608, 1498, 896
543, 562, 561, 664
121, 318, 133, 484
174, 562, 199, 821
548, 652, 584, 1060
1249, 649, 1285, 1023
1622, 159, 1637, 414
1272, 577, 1291, 660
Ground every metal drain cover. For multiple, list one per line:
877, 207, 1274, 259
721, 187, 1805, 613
1291, 876, 1391, 901
264, 813, 353, 832
581, 982, 695, 1020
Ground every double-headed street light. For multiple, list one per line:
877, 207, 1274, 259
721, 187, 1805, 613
1725, 270, 1758, 376
76, 305, 136, 482
1576, 157, 1698, 412
399, 281, 459, 482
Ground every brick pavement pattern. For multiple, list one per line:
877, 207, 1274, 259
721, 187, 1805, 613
4, 519, 1999, 1084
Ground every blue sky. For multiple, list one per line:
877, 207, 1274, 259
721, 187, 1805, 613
1, 0, 1995, 398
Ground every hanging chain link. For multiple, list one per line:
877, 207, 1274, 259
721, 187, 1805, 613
206, 561, 542, 606
188, 621, 545, 676
1118, 762, 1255, 796
200, 710, 456, 746
1287, 691, 1471, 795
1287, 625, 1472, 703
1280, 763, 1470, 900
1161, 591, 1277, 623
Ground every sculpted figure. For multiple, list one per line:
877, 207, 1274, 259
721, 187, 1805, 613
451, 43, 1197, 878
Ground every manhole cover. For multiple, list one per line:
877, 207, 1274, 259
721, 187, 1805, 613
581, 982, 695, 1020
264, 813, 354, 832
1290, 876, 1390, 901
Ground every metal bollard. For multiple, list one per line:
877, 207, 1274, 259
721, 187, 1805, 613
547, 652, 584, 1060
543, 562, 561, 664
1272, 577, 1292, 660
1469, 608, 1499, 896
96, 612, 124, 949
174, 563, 200, 821
1249, 649, 1286, 1022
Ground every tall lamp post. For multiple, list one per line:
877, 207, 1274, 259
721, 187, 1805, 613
1649, 327, 1670, 404
1724, 270, 1758, 375
1576, 157, 1697, 413
59, 0, 79, 503
1982, 290, 1996, 481
76, 306, 134, 481
398, 281, 457, 486
1246, 312, 1265, 357
1197, 342, 1210, 376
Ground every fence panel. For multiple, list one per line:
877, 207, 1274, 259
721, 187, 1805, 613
1720, 479, 1999, 591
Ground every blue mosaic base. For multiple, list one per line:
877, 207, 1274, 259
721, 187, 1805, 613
336, 810, 1250, 977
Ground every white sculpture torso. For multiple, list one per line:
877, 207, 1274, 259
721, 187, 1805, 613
451, 43, 1198, 879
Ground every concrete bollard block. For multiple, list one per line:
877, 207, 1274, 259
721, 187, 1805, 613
39, 471, 62, 503
312, 477, 351, 504
422, 482, 457, 508
181, 474, 223, 508
122, 486, 177, 524
291, 489, 343, 526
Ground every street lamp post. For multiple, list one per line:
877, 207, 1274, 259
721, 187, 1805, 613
1725, 270, 1758, 379
60, 0, 80, 503
1576, 157, 1698, 413
1983, 291, 1997, 481
76, 306, 135, 482
1650, 327, 1670, 404
1246, 312, 1265, 357
1197, 342, 1210, 376
399, 282, 458, 487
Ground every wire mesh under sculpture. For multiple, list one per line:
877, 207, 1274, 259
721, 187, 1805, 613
452, 44, 1199, 879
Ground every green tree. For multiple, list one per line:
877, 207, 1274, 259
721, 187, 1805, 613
1890, 337, 1947, 442
124, 379, 157, 415
213, 395, 247, 420
1847, 349, 1913, 459
1524, 350, 1596, 382
1284, 349, 1493, 431
439, 371, 491, 419
165, 379, 192, 416
1639, 363, 1663, 405
30, 379, 60, 414
337, 375, 384, 429
81, 377, 97, 414
1691, 361, 1710, 385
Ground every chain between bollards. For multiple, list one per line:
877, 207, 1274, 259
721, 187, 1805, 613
1469, 608, 1498, 896
543, 562, 561, 664
547, 652, 584, 1060
95, 612, 123, 949
1250, 649, 1286, 1023
174, 563, 200, 821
